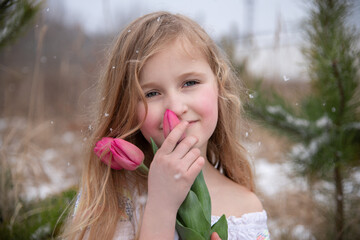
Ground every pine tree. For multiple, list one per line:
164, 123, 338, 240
0, 0, 42, 49
245, 0, 360, 239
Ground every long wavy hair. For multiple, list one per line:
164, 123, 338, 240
61, 11, 254, 240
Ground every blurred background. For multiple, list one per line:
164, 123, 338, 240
0, 0, 359, 239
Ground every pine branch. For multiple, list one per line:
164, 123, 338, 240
0, 0, 42, 49
245, 102, 310, 141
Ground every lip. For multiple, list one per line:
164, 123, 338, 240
188, 120, 198, 125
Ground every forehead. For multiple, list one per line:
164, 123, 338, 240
175, 37, 205, 59
139, 39, 210, 82
142, 38, 206, 71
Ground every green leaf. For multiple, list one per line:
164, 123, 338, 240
177, 190, 211, 239
176, 219, 206, 240
190, 171, 211, 221
211, 214, 228, 240
150, 137, 158, 154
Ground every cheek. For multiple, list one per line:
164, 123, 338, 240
136, 102, 163, 143
196, 85, 219, 126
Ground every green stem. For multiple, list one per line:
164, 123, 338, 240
138, 162, 149, 174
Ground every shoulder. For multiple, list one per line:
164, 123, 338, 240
209, 174, 263, 217
226, 179, 263, 216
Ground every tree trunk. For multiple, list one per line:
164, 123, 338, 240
334, 164, 344, 240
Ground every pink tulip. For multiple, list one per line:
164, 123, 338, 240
94, 137, 123, 170
111, 138, 144, 170
94, 137, 144, 171
163, 109, 181, 138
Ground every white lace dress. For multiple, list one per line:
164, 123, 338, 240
76, 193, 270, 240
111, 212, 270, 240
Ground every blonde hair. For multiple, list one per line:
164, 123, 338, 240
61, 11, 254, 240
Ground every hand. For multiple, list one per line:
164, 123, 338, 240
147, 121, 205, 212
211, 232, 222, 240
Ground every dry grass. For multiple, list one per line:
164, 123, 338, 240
0, 117, 83, 222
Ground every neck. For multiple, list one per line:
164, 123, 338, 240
202, 155, 218, 180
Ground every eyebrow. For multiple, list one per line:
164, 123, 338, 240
140, 71, 206, 89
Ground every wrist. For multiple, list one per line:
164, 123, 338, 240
139, 199, 178, 239
144, 197, 178, 220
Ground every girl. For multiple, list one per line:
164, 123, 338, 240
62, 11, 270, 240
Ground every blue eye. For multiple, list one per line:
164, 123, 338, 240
145, 91, 159, 98
184, 80, 198, 87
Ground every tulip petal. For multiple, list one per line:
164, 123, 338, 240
111, 138, 144, 171
94, 137, 112, 156
94, 137, 123, 170
163, 109, 181, 138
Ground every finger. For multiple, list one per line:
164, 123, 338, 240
184, 156, 204, 183
211, 232, 221, 240
172, 136, 198, 159
180, 147, 201, 170
160, 121, 188, 154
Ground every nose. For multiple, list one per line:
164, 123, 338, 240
164, 91, 188, 118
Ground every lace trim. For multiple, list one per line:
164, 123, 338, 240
211, 210, 268, 225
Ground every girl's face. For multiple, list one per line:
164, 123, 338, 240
137, 39, 218, 155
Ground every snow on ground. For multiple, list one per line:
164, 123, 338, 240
23, 147, 79, 201
0, 118, 81, 201
254, 158, 307, 196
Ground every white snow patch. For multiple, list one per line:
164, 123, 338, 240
344, 122, 360, 130
291, 225, 316, 240
315, 116, 332, 128
254, 158, 306, 196
62, 131, 75, 144
24, 148, 76, 200
42, 148, 57, 162
31, 223, 51, 240
266, 105, 310, 127
290, 133, 329, 161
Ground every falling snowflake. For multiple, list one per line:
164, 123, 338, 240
104, 113, 109, 117
283, 75, 290, 81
